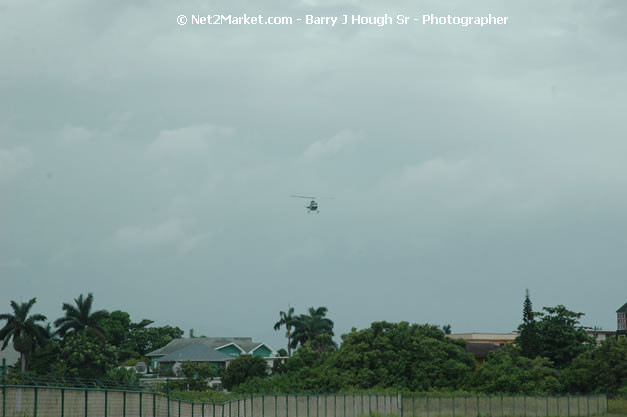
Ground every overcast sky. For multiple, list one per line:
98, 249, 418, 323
1, 0, 626, 352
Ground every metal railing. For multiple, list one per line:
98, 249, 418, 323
0, 386, 608, 417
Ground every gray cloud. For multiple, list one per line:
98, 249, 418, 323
1, 0, 626, 348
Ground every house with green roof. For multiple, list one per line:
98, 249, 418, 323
146, 337, 275, 374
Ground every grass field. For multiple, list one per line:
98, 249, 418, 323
607, 397, 627, 416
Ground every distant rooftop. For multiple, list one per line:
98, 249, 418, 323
447, 333, 517, 343
147, 337, 272, 357
156, 343, 233, 363
617, 303, 627, 313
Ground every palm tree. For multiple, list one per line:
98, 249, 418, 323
273, 306, 295, 356
289, 306, 334, 351
54, 293, 109, 341
0, 298, 48, 372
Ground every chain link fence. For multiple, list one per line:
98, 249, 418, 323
0, 385, 608, 417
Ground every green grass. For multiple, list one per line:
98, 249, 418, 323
607, 397, 627, 416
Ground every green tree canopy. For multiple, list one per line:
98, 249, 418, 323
290, 306, 334, 351
468, 344, 561, 394
60, 332, 118, 379
222, 355, 268, 391
516, 289, 540, 358
535, 305, 594, 369
0, 298, 48, 372
330, 321, 474, 391
100, 310, 132, 347
177, 361, 217, 391
54, 293, 110, 341
273, 306, 295, 356
562, 337, 627, 394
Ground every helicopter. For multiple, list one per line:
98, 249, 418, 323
290, 195, 321, 213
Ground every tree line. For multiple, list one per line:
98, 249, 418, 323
0, 293, 183, 382
1, 293, 626, 396
235, 294, 625, 395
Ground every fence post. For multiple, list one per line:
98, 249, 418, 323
307, 395, 310, 417
287, 394, 289, 417
179, 400, 182, 417
275, 395, 277, 417
557, 395, 559, 417
62, 388, 66, 417
140, 392, 143, 417
344, 394, 346, 417
426, 396, 429, 417
476, 396, 479, 417
262, 395, 265, 417
251, 381, 254, 417
33, 386, 38, 417
501, 395, 504, 417
154, 394, 157, 417
124, 391, 127, 417
296, 394, 298, 417
489, 395, 492, 417
84, 389, 88, 417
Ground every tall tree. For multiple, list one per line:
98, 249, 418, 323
289, 306, 334, 351
0, 298, 48, 372
517, 289, 540, 358
54, 293, 110, 341
274, 306, 295, 356
535, 305, 595, 369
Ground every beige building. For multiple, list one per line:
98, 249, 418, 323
447, 332, 517, 346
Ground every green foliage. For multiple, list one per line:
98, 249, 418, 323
100, 310, 132, 347
330, 321, 474, 391
222, 355, 269, 391
105, 367, 141, 387
562, 337, 627, 394
125, 323, 184, 357
468, 344, 561, 394
0, 298, 48, 372
535, 305, 595, 369
516, 289, 540, 359
28, 342, 71, 376
175, 361, 217, 391
274, 307, 296, 356
290, 307, 334, 351
60, 332, 118, 379
54, 293, 110, 341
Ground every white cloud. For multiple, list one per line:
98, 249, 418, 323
401, 158, 469, 184
114, 218, 186, 246
0, 146, 33, 182
57, 125, 91, 145
147, 124, 233, 160
114, 218, 207, 255
303, 129, 360, 160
